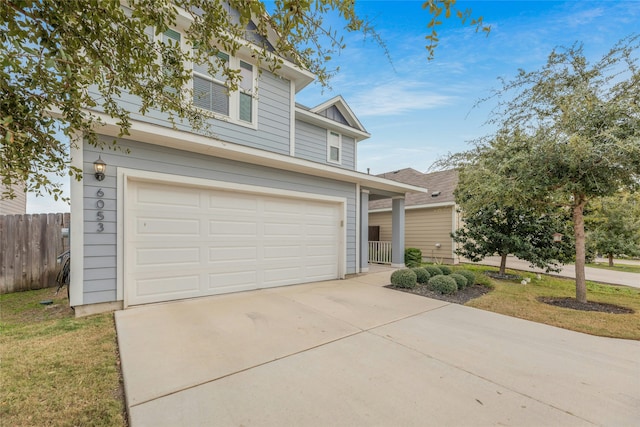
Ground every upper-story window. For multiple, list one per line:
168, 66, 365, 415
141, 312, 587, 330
192, 48, 256, 126
327, 131, 341, 164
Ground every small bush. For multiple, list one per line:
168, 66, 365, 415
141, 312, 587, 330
456, 270, 476, 287
405, 248, 422, 267
428, 275, 458, 295
424, 265, 443, 277
475, 273, 494, 288
438, 265, 452, 275
449, 273, 468, 290
391, 269, 417, 288
411, 267, 431, 284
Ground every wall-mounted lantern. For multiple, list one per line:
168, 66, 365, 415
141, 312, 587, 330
94, 156, 107, 181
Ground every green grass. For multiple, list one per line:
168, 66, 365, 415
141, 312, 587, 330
586, 262, 640, 274
460, 265, 640, 340
0, 288, 126, 427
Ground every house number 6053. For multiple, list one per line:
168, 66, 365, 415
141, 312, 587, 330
96, 188, 105, 232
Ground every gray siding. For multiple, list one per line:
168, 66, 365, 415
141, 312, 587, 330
294, 120, 356, 170
318, 105, 349, 125
89, 69, 291, 155
82, 136, 357, 305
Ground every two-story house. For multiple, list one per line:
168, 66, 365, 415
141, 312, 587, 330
69, 7, 425, 315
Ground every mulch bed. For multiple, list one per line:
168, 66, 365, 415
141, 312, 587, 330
537, 297, 634, 314
485, 272, 522, 281
386, 283, 492, 304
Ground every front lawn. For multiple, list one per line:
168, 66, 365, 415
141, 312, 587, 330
0, 288, 126, 427
460, 265, 640, 340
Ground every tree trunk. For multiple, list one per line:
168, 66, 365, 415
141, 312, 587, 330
499, 253, 507, 276
573, 198, 587, 303
608, 253, 614, 267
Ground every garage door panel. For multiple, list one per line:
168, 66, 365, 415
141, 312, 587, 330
263, 223, 303, 237
135, 275, 200, 297
136, 184, 201, 208
208, 220, 257, 236
136, 217, 200, 236
263, 199, 302, 214
126, 180, 342, 306
307, 244, 336, 256
136, 247, 201, 267
263, 266, 305, 285
208, 271, 257, 290
263, 244, 303, 259
209, 246, 258, 263
207, 192, 258, 212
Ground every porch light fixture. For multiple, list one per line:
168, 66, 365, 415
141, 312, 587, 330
552, 232, 563, 243
94, 156, 106, 181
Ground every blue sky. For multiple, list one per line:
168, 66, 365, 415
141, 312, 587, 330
28, 0, 640, 212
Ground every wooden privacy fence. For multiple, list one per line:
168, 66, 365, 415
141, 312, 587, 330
0, 213, 70, 293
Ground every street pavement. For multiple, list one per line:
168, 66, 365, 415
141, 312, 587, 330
470, 256, 640, 288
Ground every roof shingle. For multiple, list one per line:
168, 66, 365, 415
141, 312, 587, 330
368, 168, 458, 210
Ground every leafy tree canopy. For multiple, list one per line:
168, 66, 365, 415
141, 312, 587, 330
1, 0, 489, 201
586, 191, 640, 266
441, 36, 640, 302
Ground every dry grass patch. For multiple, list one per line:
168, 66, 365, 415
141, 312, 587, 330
0, 288, 126, 427
462, 265, 640, 340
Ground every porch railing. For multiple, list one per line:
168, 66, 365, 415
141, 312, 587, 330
368, 241, 392, 264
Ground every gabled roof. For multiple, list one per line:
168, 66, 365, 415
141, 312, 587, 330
369, 168, 458, 211
309, 96, 367, 133
296, 96, 371, 141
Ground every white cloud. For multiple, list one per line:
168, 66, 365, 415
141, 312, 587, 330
349, 80, 456, 117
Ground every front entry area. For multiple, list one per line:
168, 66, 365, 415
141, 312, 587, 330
124, 177, 344, 306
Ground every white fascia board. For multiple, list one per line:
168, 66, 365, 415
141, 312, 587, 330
309, 95, 367, 134
295, 108, 371, 141
369, 201, 454, 214
90, 112, 422, 195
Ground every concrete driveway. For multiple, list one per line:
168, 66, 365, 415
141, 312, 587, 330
115, 271, 640, 426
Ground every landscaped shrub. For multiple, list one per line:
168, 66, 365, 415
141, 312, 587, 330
391, 269, 417, 288
404, 248, 422, 267
424, 265, 443, 277
438, 265, 452, 275
449, 273, 468, 290
411, 267, 430, 284
428, 274, 458, 295
456, 270, 476, 287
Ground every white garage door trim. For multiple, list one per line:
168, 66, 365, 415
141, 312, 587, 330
117, 168, 346, 308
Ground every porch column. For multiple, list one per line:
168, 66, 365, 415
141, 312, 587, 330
391, 196, 405, 267
360, 190, 370, 273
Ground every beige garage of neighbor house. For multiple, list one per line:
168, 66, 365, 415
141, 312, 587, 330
369, 168, 461, 264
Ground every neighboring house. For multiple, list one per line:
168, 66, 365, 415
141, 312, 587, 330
369, 168, 461, 264
0, 183, 27, 215
69, 7, 425, 315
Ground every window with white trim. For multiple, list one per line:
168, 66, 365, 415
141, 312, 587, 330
192, 51, 230, 116
192, 51, 256, 125
327, 131, 341, 164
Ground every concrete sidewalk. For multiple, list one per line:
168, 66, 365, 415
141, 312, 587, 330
470, 256, 640, 288
116, 271, 640, 426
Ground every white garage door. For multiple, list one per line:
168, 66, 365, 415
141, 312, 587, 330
125, 179, 343, 306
